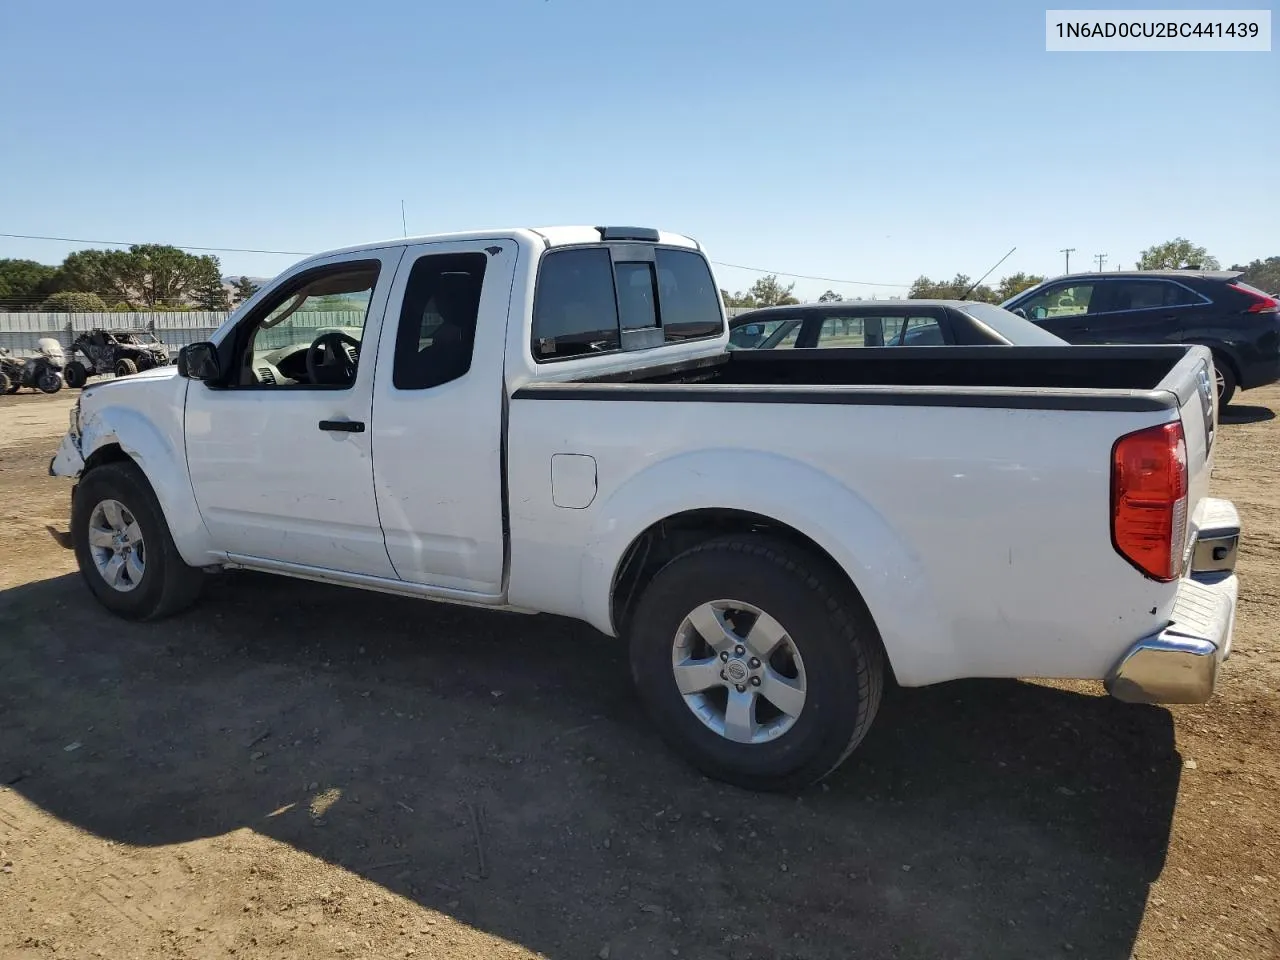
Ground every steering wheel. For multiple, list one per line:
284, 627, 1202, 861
306, 331, 361, 385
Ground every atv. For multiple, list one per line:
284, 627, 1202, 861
0, 340, 65, 394
63, 327, 172, 388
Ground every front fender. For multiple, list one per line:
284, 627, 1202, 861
76, 404, 218, 567
578, 448, 957, 687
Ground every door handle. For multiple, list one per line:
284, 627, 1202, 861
318, 419, 365, 433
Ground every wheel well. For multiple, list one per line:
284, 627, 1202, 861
1201, 346, 1238, 382
610, 509, 861, 638
82, 443, 133, 475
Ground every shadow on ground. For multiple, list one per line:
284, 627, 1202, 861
0, 571, 1180, 960
1220, 404, 1275, 425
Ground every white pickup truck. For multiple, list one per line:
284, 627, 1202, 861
50, 225, 1241, 792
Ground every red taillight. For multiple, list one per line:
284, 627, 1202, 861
1111, 421, 1188, 582
1229, 281, 1279, 314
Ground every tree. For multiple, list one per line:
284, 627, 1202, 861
193, 275, 231, 311
720, 274, 799, 309
1230, 257, 1280, 294
817, 289, 844, 302
909, 274, 997, 303
748, 274, 798, 306
995, 272, 1046, 303
232, 276, 260, 304
0, 259, 59, 310
59, 244, 224, 308
39, 291, 108, 313
1137, 237, 1219, 270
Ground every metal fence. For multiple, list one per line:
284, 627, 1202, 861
1, 307, 763, 357
0, 311, 370, 357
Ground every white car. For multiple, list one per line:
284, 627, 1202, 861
50, 225, 1239, 791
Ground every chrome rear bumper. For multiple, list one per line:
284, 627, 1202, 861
1106, 498, 1239, 706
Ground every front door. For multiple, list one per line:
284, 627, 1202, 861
184, 249, 405, 577
369, 239, 518, 595
1014, 280, 1101, 342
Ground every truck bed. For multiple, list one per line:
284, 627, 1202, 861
517, 345, 1200, 413
506, 340, 1217, 689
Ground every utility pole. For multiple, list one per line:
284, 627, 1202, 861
1060, 247, 1076, 273
401, 200, 408, 237
1095, 253, 1107, 272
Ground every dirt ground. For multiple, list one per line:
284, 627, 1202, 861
0, 387, 1277, 960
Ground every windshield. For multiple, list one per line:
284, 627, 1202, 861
956, 302, 1067, 345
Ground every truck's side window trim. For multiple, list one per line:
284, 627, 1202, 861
221, 258, 383, 391
390, 252, 489, 391
531, 244, 724, 363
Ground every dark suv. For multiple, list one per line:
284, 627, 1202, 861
1001, 270, 1280, 406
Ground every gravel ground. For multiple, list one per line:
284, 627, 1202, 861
0, 387, 1277, 960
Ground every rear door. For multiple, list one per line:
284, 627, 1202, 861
1088, 278, 1209, 344
370, 238, 518, 595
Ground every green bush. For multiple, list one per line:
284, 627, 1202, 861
39, 291, 108, 313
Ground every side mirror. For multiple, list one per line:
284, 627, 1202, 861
178, 342, 221, 382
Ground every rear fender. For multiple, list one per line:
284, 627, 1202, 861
579, 449, 957, 687
78, 406, 217, 566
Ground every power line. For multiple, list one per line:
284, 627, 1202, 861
2, 231, 916, 289
0, 232, 310, 256
707, 260, 910, 288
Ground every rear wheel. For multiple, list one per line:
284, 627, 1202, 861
0, 371, 10, 395
1213, 355, 1237, 409
114, 358, 138, 378
63, 361, 88, 388
71, 460, 204, 620
628, 534, 884, 792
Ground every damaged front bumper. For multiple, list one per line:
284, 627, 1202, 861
49, 429, 85, 479
1105, 498, 1239, 706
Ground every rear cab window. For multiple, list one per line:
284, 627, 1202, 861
531, 244, 724, 362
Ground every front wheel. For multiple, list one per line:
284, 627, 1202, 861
37, 369, 62, 393
63, 361, 88, 389
71, 460, 204, 620
0, 370, 10, 395
115, 358, 138, 378
628, 534, 884, 792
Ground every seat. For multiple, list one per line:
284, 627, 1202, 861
409, 271, 481, 388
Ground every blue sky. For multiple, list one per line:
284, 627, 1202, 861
2, 0, 1277, 299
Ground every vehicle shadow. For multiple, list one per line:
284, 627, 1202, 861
0, 572, 1179, 960
1220, 404, 1275, 425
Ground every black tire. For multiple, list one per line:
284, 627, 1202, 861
64, 361, 88, 389
71, 460, 204, 621
0, 370, 10, 395
37, 370, 62, 394
1213, 354, 1237, 409
115, 358, 138, 378
628, 534, 884, 792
